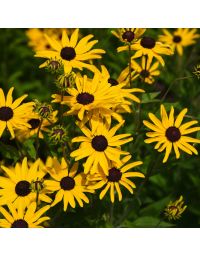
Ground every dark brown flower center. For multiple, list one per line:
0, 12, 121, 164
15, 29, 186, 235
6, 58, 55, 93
140, 70, 150, 78
28, 118, 41, 130
122, 31, 135, 42
15, 181, 31, 196
107, 167, 122, 182
140, 37, 156, 49
92, 135, 108, 151
76, 92, 94, 105
165, 126, 181, 142
108, 78, 119, 86
60, 176, 75, 190
173, 35, 182, 43
0, 106, 13, 121
11, 219, 29, 228
60, 47, 76, 61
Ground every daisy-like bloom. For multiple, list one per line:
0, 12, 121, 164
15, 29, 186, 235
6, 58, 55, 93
118, 36, 173, 66
120, 56, 160, 85
35, 29, 105, 74
143, 105, 200, 163
0, 202, 50, 228
44, 157, 94, 211
0, 158, 52, 209
112, 28, 146, 43
87, 155, 144, 202
159, 28, 200, 56
15, 108, 58, 141
70, 120, 133, 175
52, 72, 123, 123
164, 195, 187, 221
0, 87, 34, 139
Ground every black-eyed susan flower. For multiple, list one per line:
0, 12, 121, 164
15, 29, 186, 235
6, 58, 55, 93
118, 36, 173, 66
112, 28, 146, 43
70, 120, 133, 175
44, 157, 93, 211
0, 202, 50, 228
120, 56, 160, 85
35, 29, 105, 74
16, 108, 57, 141
87, 155, 144, 203
143, 105, 200, 163
164, 195, 187, 221
52, 72, 123, 123
159, 28, 200, 56
0, 157, 52, 209
0, 87, 34, 139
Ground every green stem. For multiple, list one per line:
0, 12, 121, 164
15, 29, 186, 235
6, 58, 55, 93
35, 119, 43, 158
59, 90, 64, 125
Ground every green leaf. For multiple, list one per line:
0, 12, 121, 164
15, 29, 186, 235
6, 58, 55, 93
23, 139, 36, 160
140, 196, 171, 217
131, 216, 174, 227
0, 141, 19, 162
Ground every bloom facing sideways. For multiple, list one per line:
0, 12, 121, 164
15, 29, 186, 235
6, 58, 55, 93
0, 157, 52, 209
164, 195, 187, 221
0, 87, 34, 138
70, 120, 133, 175
87, 155, 144, 203
0, 202, 50, 228
44, 157, 94, 212
35, 29, 105, 74
143, 105, 200, 163
120, 56, 161, 85
159, 28, 200, 56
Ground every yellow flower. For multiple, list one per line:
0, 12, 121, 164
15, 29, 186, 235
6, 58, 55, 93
0, 202, 50, 228
16, 107, 58, 141
70, 120, 133, 175
0, 87, 34, 138
118, 36, 173, 66
159, 28, 200, 56
143, 105, 200, 163
112, 28, 146, 43
44, 157, 93, 211
0, 157, 52, 209
35, 29, 105, 74
88, 155, 144, 203
164, 195, 187, 221
52, 72, 124, 123
121, 56, 160, 85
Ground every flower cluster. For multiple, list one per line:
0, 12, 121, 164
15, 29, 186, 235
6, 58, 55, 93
0, 28, 199, 227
